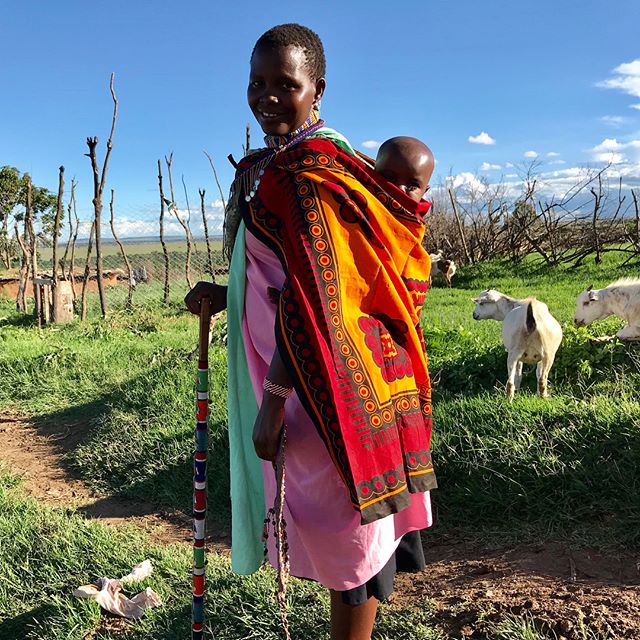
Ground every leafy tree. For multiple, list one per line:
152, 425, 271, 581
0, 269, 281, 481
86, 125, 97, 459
0, 165, 57, 269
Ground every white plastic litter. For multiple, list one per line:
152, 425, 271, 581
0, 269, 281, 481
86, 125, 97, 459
73, 560, 161, 619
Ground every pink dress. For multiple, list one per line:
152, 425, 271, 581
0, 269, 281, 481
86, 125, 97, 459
241, 227, 432, 591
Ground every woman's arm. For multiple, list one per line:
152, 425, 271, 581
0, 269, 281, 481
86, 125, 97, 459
253, 347, 292, 461
184, 281, 228, 316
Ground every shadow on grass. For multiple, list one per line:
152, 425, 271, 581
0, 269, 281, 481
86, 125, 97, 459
0, 310, 38, 329
0, 603, 60, 639
24, 359, 232, 539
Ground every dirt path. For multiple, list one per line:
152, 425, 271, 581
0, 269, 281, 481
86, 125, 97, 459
1, 411, 639, 638
0, 411, 202, 547
395, 542, 640, 638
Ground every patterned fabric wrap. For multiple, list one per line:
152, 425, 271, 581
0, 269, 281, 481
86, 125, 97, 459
242, 137, 437, 524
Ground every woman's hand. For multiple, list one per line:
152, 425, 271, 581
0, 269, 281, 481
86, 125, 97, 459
253, 392, 285, 461
184, 281, 228, 316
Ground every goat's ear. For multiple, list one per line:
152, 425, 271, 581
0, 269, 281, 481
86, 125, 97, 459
471, 297, 480, 303
588, 290, 598, 302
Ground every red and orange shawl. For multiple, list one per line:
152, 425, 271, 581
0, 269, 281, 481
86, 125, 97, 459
243, 138, 437, 524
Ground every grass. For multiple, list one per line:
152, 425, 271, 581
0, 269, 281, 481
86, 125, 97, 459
0, 468, 447, 639
0, 251, 639, 637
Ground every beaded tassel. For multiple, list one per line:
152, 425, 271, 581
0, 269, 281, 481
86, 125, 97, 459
263, 426, 291, 640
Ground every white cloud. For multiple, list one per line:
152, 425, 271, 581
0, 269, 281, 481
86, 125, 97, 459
593, 138, 621, 152
631, 104, 640, 111
595, 152, 626, 164
504, 162, 514, 168
548, 159, 566, 165
446, 172, 487, 192
598, 58, 640, 99
468, 131, 496, 145
361, 140, 382, 149
546, 152, 560, 157
505, 174, 518, 178
590, 138, 640, 168
601, 115, 628, 127
524, 150, 538, 158
479, 162, 501, 171
71, 198, 228, 240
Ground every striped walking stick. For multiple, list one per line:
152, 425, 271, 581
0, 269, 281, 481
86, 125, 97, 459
192, 296, 211, 639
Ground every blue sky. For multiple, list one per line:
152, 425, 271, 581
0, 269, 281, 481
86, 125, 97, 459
1, 0, 639, 237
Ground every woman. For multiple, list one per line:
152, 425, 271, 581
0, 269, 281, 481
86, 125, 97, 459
185, 23, 436, 640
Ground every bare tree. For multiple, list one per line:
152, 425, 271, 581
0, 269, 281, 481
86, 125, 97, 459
627, 189, 640, 254
60, 177, 76, 279
50, 166, 65, 322
24, 176, 41, 326
203, 150, 227, 209
80, 221, 96, 321
164, 153, 193, 290
69, 183, 80, 304
14, 223, 29, 312
181, 173, 196, 250
85, 72, 118, 318
199, 188, 214, 278
590, 173, 604, 265
109, 189, 134, 308
158, 159, 170, 304
242, 122, 251, 156
448, 188, 472, 264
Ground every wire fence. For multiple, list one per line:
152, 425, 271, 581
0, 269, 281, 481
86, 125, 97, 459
0, 235, 228, 320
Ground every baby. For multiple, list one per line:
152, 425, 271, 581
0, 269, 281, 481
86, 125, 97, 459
375, 136, 434, 202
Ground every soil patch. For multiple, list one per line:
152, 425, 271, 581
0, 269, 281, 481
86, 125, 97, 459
0, 411, 228, 550
394, 540, 640, 638
2, 411, 639, 637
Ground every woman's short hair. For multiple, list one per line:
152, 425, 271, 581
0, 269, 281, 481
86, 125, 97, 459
252, 23, 326, 81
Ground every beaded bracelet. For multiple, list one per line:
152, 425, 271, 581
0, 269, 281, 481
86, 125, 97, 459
263, 377, 294, 400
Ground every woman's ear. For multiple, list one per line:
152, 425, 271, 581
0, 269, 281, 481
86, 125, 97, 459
314, 77, 326, 105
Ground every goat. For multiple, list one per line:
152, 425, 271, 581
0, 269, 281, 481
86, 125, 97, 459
574, 278, 640, 341
429, 252, 457, 288
472, 289, 563, 401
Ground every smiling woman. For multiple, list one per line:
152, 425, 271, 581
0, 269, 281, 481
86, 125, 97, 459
248, 31, 326, 136
184, 23, 437, 640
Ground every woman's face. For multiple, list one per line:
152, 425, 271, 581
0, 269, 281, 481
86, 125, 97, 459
248, 44, 325, 136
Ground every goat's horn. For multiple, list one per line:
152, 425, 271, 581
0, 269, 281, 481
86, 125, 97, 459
587, 284, 593, 292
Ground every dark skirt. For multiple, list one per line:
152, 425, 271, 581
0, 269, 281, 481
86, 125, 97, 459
338, 530, 425, 606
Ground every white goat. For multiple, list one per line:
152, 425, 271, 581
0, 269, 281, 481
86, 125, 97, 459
429, 252, 457, 288
574, 278, 640, 341
472, 290, 563, 401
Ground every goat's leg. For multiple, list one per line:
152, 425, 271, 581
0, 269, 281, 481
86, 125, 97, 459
536, 358, 553, 398
514, 361, 524, 390
506, 354, 520, 402
617, 325, 640, 341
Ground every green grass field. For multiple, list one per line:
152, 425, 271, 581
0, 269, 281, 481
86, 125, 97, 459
36, 238, 225, 261
0, 252, 638, 639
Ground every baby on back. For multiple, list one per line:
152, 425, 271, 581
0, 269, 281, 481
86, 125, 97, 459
374, 136, 434, 202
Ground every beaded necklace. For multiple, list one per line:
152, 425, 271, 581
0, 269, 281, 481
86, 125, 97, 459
223, 112, 325, 260
240, 113, 325, 203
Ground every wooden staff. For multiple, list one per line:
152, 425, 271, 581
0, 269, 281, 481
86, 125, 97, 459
192, 296, 211, 640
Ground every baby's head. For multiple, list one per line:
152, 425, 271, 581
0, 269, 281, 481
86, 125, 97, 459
375, 136, 434, 202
